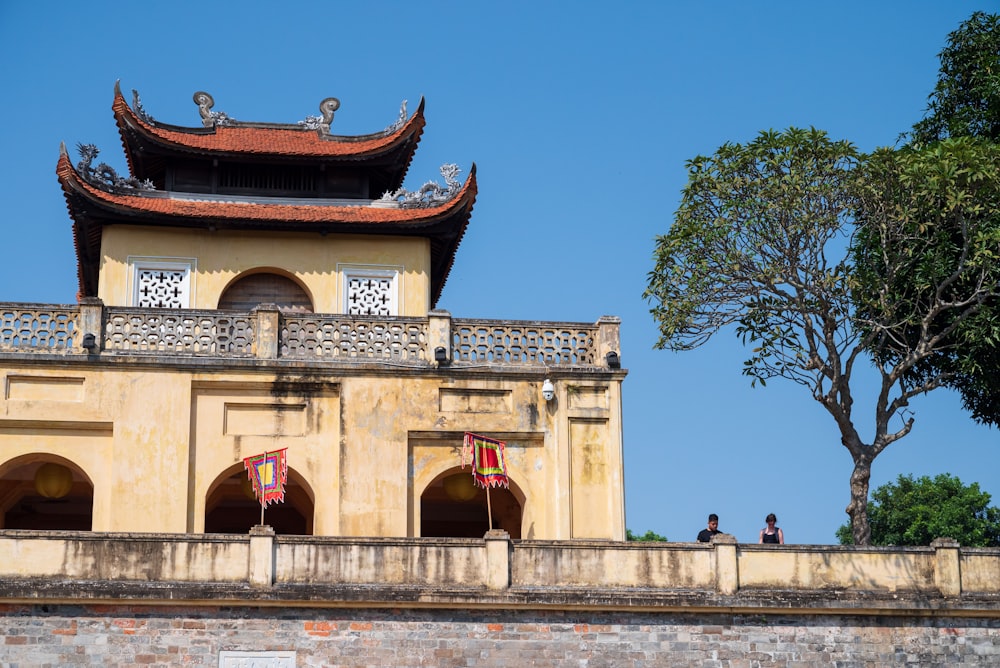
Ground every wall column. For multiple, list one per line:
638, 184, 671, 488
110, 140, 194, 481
249, 525, 275, 587
485, 529, 511, 590
713, 534, 739, 595
253, 304, 280, 359
932, 537, 961, 597
428, 309, 452, 366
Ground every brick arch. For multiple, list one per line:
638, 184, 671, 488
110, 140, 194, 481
0, 453, 94, 531
204, 462, 315, 535
420, 466, 524, 538
217, 269, 313, 312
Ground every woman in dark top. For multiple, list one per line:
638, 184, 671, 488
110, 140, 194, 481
758, 513, 784, 544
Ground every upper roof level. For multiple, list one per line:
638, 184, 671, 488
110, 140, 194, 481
58, 86, 477, 309
112, 83, 427, 198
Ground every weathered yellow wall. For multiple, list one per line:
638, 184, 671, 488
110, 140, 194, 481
98, 226, 432, 315
0, 365, 625, 540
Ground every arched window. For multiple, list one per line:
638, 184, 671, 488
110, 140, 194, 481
420, 468, 523, 538
0, 457, 93, 531
218, 273, 313, 312
204, 466, 314, 535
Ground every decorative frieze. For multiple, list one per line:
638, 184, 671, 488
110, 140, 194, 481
281, 316, 427, 361
452, 320, 597, 366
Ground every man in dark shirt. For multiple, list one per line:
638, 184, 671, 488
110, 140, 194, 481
697, 513, 720, 542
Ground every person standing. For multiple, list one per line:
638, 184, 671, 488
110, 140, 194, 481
697, 513, 720, 542
759, 513, 784, 544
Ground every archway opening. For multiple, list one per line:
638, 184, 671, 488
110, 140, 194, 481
218, 272, 313, 312
0, 457, 93, 531
204, 466, 314, 535
420, 469, 523, 538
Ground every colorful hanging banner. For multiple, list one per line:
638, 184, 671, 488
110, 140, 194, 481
462, 432, 509, 489
242, 448, 288, 507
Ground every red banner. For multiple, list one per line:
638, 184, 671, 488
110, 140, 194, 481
243, 449, 288, 507
462, 432, 509, 489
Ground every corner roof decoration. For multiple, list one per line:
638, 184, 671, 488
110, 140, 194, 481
58, 83, 478, 306
377, 164, 464, 208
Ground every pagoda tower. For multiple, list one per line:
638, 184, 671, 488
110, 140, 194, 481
0, 84, 625, 542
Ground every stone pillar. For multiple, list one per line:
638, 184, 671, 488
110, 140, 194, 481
249, 525, 275, 587
253, 304, 281, 360
931, 537, 961, 597
484, 529, 511, 590
596, 316, 621, 365
713, 534, 739, 595
428, 309, 452, 367
78, 297, 104, 352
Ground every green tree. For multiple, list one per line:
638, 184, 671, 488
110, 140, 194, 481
626, 529, 668, 542
901, 13, 1000, 427
644, 128, 1000, 545
910, 12, 1000, 145
836, 474, 1000, 546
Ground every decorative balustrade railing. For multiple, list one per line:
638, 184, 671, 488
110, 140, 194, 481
281, 315, 428, 362
450, 319, 598, 366
0, 305, 607, 369
103, 308, 254, 356
0, 304, 78, 351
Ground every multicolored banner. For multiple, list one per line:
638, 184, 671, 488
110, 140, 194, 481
462, 432, 509, 489
242, 449, 288, 508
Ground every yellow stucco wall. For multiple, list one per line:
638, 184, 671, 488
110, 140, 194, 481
0, 364, 625, 540
97, 226, 432, 315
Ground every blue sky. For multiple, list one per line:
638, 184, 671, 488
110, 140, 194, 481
1, 2, 998, 544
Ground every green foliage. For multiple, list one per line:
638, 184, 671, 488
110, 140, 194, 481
836, 474, 1000, 546
626, 529, 668, 542
851, 138, 1000, 378
643, 127, 859, 388
911, 12, 1000, 144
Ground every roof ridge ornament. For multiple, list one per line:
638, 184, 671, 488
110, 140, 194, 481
298, 97, 341, 133
377, 164, 462, 209
131, 89, 155, 124
386, 100, 408, 133
193, 91, 236, 127
75, 143, 154, 191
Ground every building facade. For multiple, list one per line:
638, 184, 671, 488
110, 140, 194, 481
0, 85, 626, 540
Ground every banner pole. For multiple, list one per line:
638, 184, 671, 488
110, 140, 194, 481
260, 500, 265, 526
486, 485, 493, 530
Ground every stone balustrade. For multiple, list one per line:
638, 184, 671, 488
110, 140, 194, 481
0, 302, 620, 369
0, 529, 996, 615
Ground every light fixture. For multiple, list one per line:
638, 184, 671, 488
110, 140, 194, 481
541, 378, 555, 402
434, 346, 450, 366
82, 333, 98, 353
35, 463, 73, 499
606, 351, 621, 369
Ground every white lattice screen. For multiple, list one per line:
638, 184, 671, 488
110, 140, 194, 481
131, 261, 192, 308
345, 274, 395, 316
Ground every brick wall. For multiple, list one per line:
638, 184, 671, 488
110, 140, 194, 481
3, 604, 998, 667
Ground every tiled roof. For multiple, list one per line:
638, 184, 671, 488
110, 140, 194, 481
113, 85, 427, 160
57, 149, 477, 306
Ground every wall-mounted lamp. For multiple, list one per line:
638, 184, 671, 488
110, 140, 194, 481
434, 346, 450, 366
606, 351, 621, 369
541, 378, 555, 402
82, 333, 98, 353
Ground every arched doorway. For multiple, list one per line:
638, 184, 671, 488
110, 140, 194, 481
218, 271, 313, 312
420, 468, 523, 538
204, 465, 314, 535
0, 455, 93, 530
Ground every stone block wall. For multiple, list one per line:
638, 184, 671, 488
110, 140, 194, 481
3, 604, 999, 667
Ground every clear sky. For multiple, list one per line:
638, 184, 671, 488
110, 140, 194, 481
1, 2, 998, 545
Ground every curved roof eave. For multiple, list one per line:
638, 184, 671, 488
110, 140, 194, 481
57, 146, 477, 302
112, 83, 426, 171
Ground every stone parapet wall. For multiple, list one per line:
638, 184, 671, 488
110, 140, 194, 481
2, 604, 999, 667
1, 530, 999, 617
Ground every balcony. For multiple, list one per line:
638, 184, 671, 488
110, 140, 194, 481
0, 302, 622, 371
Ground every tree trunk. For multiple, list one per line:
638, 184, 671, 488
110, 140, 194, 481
846, 455, 873, 545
